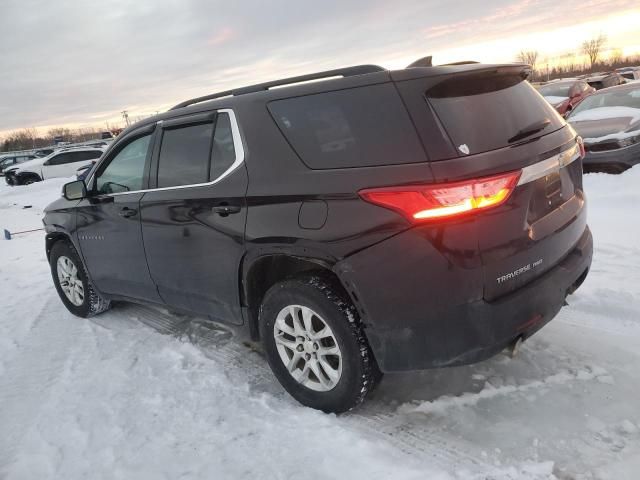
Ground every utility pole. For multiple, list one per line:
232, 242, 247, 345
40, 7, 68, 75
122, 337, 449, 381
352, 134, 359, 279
121, 110, 130, 127
547, 61, 550, 82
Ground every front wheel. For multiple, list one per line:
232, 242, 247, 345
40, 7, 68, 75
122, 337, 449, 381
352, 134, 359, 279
49, 240, 111, 318
260, 274, 381, 413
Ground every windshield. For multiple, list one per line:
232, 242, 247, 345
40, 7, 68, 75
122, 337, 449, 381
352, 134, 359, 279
538, 83, 571, 97
569, 86, 640, 117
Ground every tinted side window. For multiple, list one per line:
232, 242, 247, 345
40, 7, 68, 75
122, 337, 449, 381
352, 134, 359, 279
96, 134, 151, 194
157, 123, 213, 188
268, 83, 426, 169
210, 113, 236, 180
75, 150, 103, 162
48, 153, 73, 165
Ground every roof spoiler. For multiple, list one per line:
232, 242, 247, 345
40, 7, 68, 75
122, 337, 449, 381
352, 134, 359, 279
406, 57, 482, 68
406, 56, 433, 68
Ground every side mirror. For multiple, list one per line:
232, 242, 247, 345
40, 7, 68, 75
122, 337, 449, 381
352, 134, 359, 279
62, 180, 87, 201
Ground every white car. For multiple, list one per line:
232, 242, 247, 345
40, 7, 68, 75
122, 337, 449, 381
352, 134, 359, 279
5, 147, 104, 186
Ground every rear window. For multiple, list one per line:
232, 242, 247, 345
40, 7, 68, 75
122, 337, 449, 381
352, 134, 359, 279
268, 83, 427, 169
427, 75, 565, 157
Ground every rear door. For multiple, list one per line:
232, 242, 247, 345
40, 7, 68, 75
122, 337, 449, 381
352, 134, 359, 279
396, 69, 587, 299
140, 110, 247, 324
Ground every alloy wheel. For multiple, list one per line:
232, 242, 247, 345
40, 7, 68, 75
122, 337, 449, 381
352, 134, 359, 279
56, 256, 85, 306
273, 305, 343, 392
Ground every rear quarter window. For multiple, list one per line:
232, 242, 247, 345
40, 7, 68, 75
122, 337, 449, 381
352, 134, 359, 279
268, 83, 427, 169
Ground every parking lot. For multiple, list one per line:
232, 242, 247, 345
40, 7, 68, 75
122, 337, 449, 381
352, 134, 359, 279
1, 167, 639, 479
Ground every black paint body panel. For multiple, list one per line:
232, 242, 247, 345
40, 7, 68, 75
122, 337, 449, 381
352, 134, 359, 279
139, 166, 249, 324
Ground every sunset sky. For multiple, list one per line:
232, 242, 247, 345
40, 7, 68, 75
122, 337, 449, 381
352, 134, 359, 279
1, 0, 640, 137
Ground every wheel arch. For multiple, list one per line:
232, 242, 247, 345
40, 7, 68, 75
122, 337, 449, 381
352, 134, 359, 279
242, 253, 355, 342
16, 171, 42, 184
46, 232, 73, 260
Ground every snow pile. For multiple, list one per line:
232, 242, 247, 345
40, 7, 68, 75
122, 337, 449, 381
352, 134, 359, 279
0, 177, 69, 210
569, 106, 640, 123
2, 169, 640, 479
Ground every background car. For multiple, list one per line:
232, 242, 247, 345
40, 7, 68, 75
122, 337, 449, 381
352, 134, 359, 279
0, 153, 40, 175
537, 80, 595, 115
584, 72, 626, 90
5, 147, 104, 185
567, 82, 640, 173
615, 66, 640, 82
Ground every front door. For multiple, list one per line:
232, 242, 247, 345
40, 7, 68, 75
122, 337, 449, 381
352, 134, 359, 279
140, 110, 247, 324
76, 129, 161, 302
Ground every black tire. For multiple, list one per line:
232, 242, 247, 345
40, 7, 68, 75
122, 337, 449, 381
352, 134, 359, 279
49, 240, 111, 318
260, 273, 381, 413
19, 174, 41, 185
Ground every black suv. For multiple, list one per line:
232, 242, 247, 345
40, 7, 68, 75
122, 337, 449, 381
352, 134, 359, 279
44, 62, 593, 412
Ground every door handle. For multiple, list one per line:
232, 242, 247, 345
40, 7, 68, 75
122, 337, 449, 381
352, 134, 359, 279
119, 207, 138, 218
211, 204, 241, 217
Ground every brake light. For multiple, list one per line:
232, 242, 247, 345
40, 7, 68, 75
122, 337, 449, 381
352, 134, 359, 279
576, 136, 586, 159
359, 171, 521, 223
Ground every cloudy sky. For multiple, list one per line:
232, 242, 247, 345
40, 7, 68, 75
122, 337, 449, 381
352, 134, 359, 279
1, 0, 639, 135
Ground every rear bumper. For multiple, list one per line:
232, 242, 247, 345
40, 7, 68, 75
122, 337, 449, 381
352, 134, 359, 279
335, 226, 593, 372
583, 143, 640, 170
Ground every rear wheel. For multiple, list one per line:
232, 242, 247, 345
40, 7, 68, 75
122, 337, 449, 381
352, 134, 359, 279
49, 240, 111, 318
260, 274, 381, 413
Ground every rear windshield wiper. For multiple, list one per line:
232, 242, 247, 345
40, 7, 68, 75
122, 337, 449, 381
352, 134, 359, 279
508, 119, 551, 144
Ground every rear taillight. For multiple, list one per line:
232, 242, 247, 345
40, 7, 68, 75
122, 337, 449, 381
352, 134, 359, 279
359, 171, 521, 223
576, 136, 586, 159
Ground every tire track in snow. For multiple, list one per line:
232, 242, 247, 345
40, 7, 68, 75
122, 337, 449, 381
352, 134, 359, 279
105, 303, 500, 474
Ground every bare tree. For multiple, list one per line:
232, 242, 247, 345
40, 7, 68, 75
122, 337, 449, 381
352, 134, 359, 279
582, 34, 607, 68
517, 50, 539, 74
609, 48, 623, 66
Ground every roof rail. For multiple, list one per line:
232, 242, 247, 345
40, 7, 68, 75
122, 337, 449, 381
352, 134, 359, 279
169, 64, 385, 110
441, 60, 480, 66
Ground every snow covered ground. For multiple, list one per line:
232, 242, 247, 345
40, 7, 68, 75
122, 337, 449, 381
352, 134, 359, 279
1, 170, 639, 480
